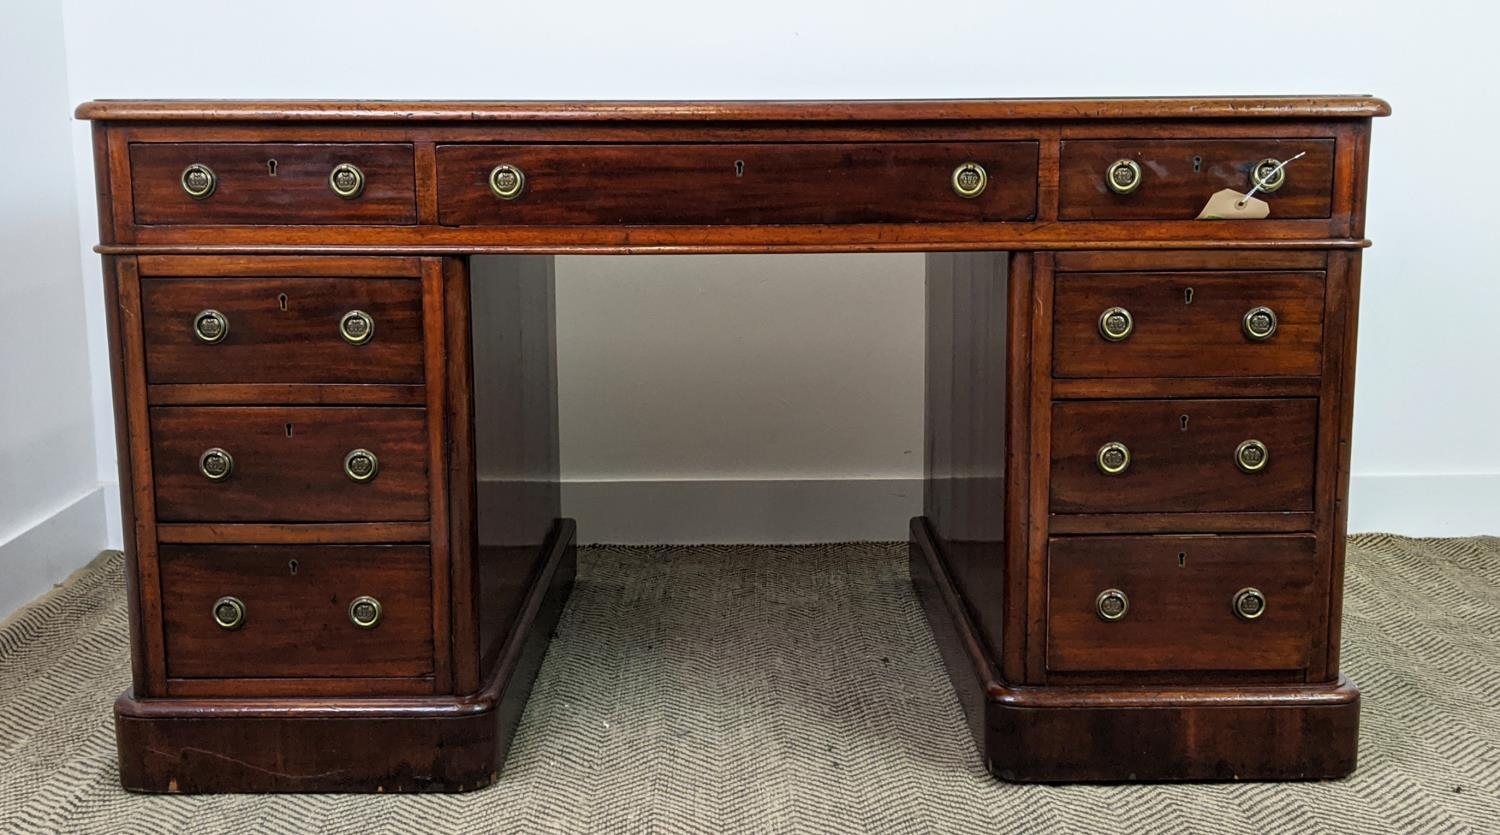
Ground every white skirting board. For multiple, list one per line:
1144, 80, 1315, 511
1346, 474, 1500, 538
82, 474, 1496, 554
561, 478, 922, 544
0, 487, 109, 621
557, 474, 1499, 543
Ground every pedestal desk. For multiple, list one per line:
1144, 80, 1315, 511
76, 96, 1389, 791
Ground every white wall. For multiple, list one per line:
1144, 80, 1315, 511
0, 2, 107, 619
47, 0, 1500, 546
555, 254, 924, 541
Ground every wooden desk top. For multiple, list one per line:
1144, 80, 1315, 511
76, 96, 1392, 123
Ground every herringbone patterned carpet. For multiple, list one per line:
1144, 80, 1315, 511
1, 535, 1496, 833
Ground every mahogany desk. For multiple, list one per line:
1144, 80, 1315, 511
76, 96, 1389, 791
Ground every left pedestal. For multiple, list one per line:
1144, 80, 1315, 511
103, 254, 568, 792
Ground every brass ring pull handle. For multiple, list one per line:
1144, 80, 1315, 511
489, 164, 526, 200
1235, 439, 1269, 473
348, 595, 383, 629
951, 162, 988, 198
199, 447, 234, 481
193, 309, 230, 343
1242, 306, 1278, 341
180, 163, 217, 199
1098, 306, 1134, 342
343, 449, 380, 482
1250, 158, 1287, 193
1095, 589, 1130, 621
329, 162, 366, 199
1105, 159, 1142, 195
1232, 587, 1267, 621
1096, 441, 1131, 475
212, 596, 246, 630
339, 310, 375, 345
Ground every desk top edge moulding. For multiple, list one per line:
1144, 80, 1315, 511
79, 96, 1386, 791
76, 96, 1393, 121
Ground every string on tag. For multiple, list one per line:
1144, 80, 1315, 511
1238, 151, 1307, 207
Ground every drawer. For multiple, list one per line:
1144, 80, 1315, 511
435, 142, 1039, 226
141, 276, 425, 385
1052, 271, 1325, 378
151, 406, 429, 522
130, 143, 418, 225
1050, 398, 1316, 514
160, 544, 433, 680
1046, 534, 1317, 672
1059, 138, 1335, 220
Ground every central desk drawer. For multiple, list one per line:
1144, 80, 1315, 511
160, 544, 433, 681
151, 406, 429, 522
1052, 271, 1326, 378
1050, 398, 1317, 514
141, 276, 425, 385
435, 142, 1040, 225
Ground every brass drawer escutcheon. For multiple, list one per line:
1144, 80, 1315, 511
1098, 306, 1134, 341
343, 448, 380, 482
180, 163, 217, 199
1242, 306, 1279, 341
348, 595, 384, 629
339, 309, 375, 345
1251, 158, 1287, 193
328, 162, 366, 199
1105, 158, 1142, 195
1095, 588, 1130, 621
489, 164, 526, 200
1095, 441, 1131, 475
198, 447, 234, 481
951, 162, 988, 198
212, 596, 246, 630
1235, 439, 1269, 473
1232, 587, 1268, 620
192, 309, 229, 343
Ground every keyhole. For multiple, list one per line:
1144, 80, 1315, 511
1184, 287, 1194, 305
734, 160, 745, 177
1192, 155, 1202, 173
1178, 552, 1187, 568
277, 293, 288, 311
288, 559, 299, 575
1180, 414, 1190, 431
267, 159, 278, 176
285, 423, 294, 437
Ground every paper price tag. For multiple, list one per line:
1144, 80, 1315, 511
1197, 189, 1270, 220
1195, 150, 1305, 220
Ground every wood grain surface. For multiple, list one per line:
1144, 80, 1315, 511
150, 406, 429, 522
436, 142, 1039, 226
1051, 270, 1326, 378
141, 276, 425, 384
130, 142, 417, 225
1049, 398, 1318, 515
159, 543, 433, 681
1059, 138, 1335, 220
1045, 534, 1317, 673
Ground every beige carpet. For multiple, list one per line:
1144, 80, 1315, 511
1, 535, 1496, 833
